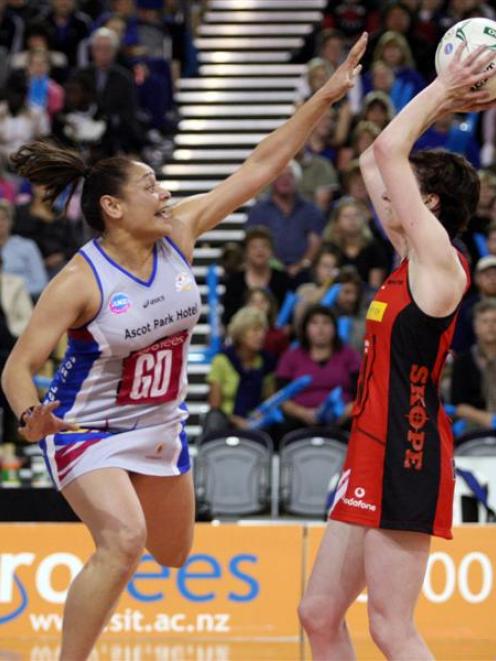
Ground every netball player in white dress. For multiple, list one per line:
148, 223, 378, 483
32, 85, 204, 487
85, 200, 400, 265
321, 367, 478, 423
1, 35, 366, 660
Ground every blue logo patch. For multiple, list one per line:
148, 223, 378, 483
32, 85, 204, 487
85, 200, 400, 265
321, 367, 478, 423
109, 292, 131, 314
444, 42, 454, 55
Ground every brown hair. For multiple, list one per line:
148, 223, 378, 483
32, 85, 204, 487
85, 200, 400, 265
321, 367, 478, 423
10, 139, 133, 233
244, 225, 274, 250
409, 149, 480, 239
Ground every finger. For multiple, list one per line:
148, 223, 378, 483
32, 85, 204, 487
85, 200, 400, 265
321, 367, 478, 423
453, 41, 467, 63
43, 400, 61, 413
463, 44, 488, 67
348, 31, 368, 64
58, 419, 80, 431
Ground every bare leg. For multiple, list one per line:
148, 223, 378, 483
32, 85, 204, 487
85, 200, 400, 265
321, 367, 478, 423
131, 470, 195, 567
365, 529, 433, 660
60, 469, 147, 661
299, 521, 366, 660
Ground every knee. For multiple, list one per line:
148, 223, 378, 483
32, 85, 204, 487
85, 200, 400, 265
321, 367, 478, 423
369, 608, 411, 656
298, 594, 342, 639
100, 522, 147, 573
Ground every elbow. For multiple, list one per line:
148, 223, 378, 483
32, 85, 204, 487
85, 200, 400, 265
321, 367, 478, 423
372, 137, 388, 164
372, 135, 404, 166
358, 146, 375, 173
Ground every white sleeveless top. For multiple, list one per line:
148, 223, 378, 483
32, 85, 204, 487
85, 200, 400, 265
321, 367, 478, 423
44, 237, 201, 431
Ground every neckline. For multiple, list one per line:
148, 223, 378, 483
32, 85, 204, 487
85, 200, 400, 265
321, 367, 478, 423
93, 238, 158, 287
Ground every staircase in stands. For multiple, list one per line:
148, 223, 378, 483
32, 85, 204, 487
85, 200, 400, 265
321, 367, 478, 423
161, 0, 327, 439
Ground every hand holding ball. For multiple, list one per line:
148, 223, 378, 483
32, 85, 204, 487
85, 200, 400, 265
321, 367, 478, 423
435, 17, 496, 101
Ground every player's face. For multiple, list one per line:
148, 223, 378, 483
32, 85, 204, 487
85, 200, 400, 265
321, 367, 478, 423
306, 314, 335, 349
119, 161, 172, 239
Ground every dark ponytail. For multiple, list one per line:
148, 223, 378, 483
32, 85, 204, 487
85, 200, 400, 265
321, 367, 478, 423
10, 139, 133, 234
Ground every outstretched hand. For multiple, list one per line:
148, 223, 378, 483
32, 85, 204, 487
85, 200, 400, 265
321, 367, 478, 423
19, 400, 79, 443
438, 43, 496, 113
321, 32, 368, 102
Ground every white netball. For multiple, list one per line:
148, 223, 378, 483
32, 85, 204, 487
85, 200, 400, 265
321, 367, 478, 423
435, 17, 496, 100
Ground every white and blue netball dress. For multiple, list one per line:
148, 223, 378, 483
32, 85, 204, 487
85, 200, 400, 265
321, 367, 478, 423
40, 237, 201, 490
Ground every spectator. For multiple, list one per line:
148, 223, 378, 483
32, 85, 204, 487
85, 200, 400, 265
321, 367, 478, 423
206, 307, 276, 432
366, 60, 416, 111
295, 57, 333, 105
0, 159, 16, 202
339, 119, 380, 171
331, 265, 367, 352
369, 30, 425, 98
293, 244, 342, 329
453, 255, 496, 354
0, 70, 49, 163
0, 199, 47, 299
414, 113, 481, 169
481, 107, 496, 168
451, 299, 496, 430
486, 223, 496, 257
245, 287, 290, 359
79, 26, 143, 154
14, 183, 81, 278
0, 253, 32, 337
25, 47, 65, 120
10, 21, 68, 81
51, 71, 107, 155
461, 169, 496, 266
276, 305, 361, 434
322, 0, 380, 45
222, 225, 292, 326
295, 145, 339, 212
306, 104, 353, 167
220, 241, 244, 279
360, 90, 395, 131
323, 196, 388, 289
245, 162, 325, 282
0, 0, 23, 59
41, 0, 91, 68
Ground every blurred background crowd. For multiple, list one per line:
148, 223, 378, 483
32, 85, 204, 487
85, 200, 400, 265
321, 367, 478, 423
1, 0, 496, 454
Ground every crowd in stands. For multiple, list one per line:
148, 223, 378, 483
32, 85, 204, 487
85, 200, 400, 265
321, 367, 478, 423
1, 0, 496, 451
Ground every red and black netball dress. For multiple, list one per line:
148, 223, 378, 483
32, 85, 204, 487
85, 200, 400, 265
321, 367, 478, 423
330, 255, 470, 539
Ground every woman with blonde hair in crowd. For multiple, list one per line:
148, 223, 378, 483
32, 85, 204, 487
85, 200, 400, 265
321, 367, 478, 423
371, 30, 424, 97
245, 287, 290, 359
323, 196, 388, 289
206, 306, 276, 432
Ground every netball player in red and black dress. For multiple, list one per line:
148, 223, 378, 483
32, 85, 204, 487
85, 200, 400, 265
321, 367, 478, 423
300, 45, 496, 659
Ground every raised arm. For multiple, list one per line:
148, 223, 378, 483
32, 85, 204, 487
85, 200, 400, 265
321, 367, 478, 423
370, 45, 496, 314
169, 33, 368, 257
359, 147, 408, 258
